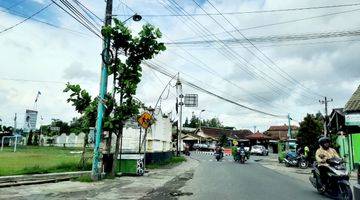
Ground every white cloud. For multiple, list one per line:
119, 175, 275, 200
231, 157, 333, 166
1, 0, 359, 132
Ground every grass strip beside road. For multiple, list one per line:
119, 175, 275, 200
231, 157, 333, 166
146, 156, 187, 169
0, 146, 92, 176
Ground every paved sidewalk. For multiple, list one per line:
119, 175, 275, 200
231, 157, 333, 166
0, 157, 199, 200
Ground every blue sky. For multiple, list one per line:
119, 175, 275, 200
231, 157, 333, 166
0, 0, 59, 24
0, 0, 359, 131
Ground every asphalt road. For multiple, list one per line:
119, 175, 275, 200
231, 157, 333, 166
179, 152, 327, 200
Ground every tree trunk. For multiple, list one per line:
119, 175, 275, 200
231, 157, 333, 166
79, 133, 88, 170
110, 124, 123, 177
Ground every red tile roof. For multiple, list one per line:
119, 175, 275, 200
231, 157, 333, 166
245, 131, 271, 140
267, 125, 299, 131
200, 127, 252, 139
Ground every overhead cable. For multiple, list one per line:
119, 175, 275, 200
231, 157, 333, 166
114, 2, 360, 17
196, 0, 324, 98
144, 61, 287, 118
177, 7, 360, 41
0, 3, 53, 34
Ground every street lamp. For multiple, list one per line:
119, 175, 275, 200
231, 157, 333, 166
122, 13, 142, 23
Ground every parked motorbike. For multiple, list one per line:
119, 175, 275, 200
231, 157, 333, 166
284, 151, 308, 169
309, 157, 353, 200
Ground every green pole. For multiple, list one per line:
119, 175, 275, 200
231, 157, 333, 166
91, 0, 113, 181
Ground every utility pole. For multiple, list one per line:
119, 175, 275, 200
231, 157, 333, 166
198, 110, 205, 144
287, 114, 292, 139
176, 77, 183, 156
92, 0, 113, 181
253, 126, 256, 133
14, 113, 17, 135
319, 97, 333, 137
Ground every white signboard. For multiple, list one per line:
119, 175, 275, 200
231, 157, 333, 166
184, 94, 198, 107
23, 110, 38, 133
345, 113, 360, 126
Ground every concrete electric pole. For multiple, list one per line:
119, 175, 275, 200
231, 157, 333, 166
287, 114, 292, 139
319, 97, 333, 137
176, 77, 183, 156
92, 0, 113, 181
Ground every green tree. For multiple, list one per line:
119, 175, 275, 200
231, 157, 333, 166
218, 134, 227, 147
64, 83, 112, 169
102, 19, 166, 177
188, 115, 199, 128
64, 20, 165, 177
69, 117, 85, 134
201, 117, 223, 128
33, 133, 39, 146
183, 117, 189, 127
51, 119, 70, 135
297, 114, 324, 160
27, 130, 33, 145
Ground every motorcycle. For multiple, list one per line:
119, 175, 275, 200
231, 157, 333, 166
238, 148, 247, 164
309, 157, 353, 200
284, 151, 308, 169
214, 151, 223, 161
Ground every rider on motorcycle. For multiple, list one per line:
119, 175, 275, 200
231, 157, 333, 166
315, 136, 340, 190
239, 143, 245, 151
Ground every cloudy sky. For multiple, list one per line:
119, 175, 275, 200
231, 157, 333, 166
0, 0, 359, 131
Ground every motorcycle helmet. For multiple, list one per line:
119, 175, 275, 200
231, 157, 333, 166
318, 136, 330, 150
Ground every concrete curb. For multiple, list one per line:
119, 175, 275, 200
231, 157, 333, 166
0, 171, 91, 188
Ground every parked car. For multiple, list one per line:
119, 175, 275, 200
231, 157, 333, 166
193, 143, 209, 151
208, 143, 216, 151
250, 145, 269, 156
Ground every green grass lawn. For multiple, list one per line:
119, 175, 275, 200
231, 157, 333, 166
0, 146, 92, 176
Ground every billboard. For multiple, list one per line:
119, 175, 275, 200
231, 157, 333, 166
345, 113, 360, 126
23, 109, 38, 133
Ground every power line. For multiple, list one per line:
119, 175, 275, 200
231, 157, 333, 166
73, 0, 103, 23
175, 38, 360, 49
117, 0, 318, 107
51, 0, 102, 39
119, 0, 278, 106
177, 0, 318, 101
114, 2, 360, 17
166, 29, 360, 46
203, 0, 324, 97
162, 0, 302, 106
59, 0, 100, 33
50, 0, 310, 117
177, 7, 360, 42
197, 0, 322, 100
0, 3, 53, 34
0, 8, 91, 36
164, 0, 293, 99
144, 61, 286, 118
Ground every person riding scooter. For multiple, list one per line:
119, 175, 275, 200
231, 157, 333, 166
315, 136, 340, 190
214, 144, 224, 161
237, 143, 247, 163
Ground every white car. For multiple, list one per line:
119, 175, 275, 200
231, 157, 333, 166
250, 145, 269, 156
